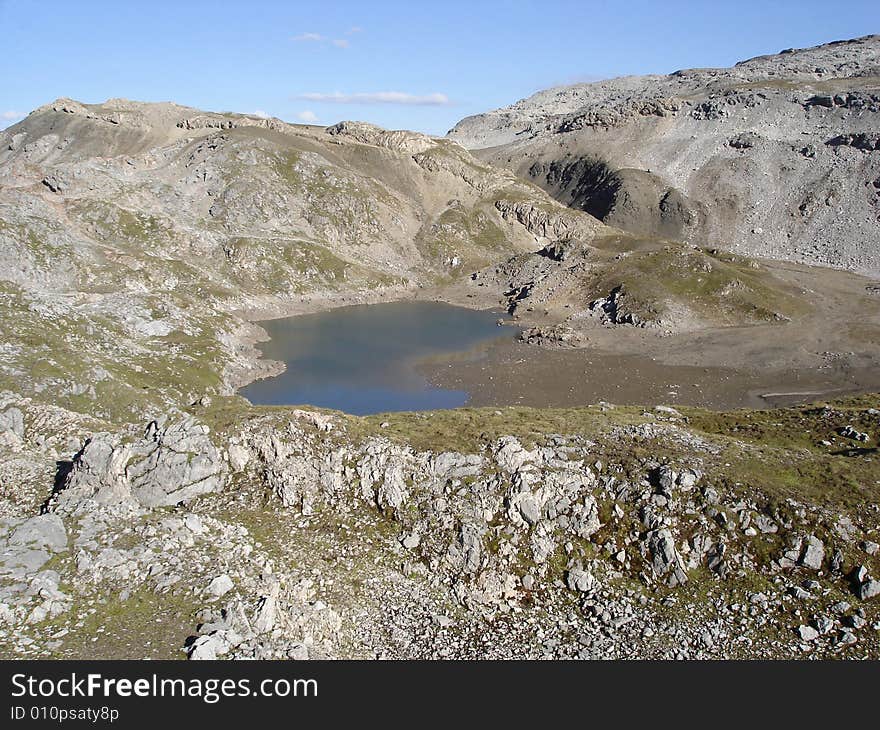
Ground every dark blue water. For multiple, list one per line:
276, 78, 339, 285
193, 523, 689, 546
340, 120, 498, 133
240, 301, 512, 414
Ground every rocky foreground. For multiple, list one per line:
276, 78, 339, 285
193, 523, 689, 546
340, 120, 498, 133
1, 394, 878, 659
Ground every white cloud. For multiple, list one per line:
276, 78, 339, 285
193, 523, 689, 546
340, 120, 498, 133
293, 30, 356, 48
294, 91, 452, 106
346, 26, 363, 35
253, 109, 270, 119
1, 110, 24, 121
295, 110, 319, 123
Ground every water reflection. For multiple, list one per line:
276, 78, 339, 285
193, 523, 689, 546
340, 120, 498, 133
240, 301, 512, 414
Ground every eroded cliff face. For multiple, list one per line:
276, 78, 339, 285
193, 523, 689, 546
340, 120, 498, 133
449, 35, 880, 275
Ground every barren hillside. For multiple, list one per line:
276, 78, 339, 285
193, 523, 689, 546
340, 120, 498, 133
449, 35, 880, 274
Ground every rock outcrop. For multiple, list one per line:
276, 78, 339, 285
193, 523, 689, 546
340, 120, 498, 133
0, 399, 878, 660
52, 417, 226, 510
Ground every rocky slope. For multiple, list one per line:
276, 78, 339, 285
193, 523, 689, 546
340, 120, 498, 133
1, 397, 878, 659
0, 97, 614, 424
449, 35, 880, 275
1, 93, 852, 428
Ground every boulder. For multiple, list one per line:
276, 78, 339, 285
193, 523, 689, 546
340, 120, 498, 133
646, 528, 688, 586
0, 407, 24, 438
797, 625, 819, 641
207, 574, 234, 597
800, 535, 825, 570
54, 417, 226, 510
838, 425, 870, 442
0, 515, 68, 579
254, 594, 278, 634
187, 633, 228, 660
8, 514, 67, 552
566, 568, 595, 593
493, 436, 538, 473
858, 579, 880, 601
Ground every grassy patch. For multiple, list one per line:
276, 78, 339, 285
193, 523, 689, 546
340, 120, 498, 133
684, 395, 880, 510
581, 244, 811, 325
417, 202, 511, 274
36, 587, 197, 660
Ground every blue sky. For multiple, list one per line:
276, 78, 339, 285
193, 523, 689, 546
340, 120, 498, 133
1, 0, 877, 134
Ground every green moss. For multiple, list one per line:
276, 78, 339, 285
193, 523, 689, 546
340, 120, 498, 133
350, 405, 648, 454
416, 202, 515, 278
271, 149, 304, 186
66, 199, 174, 248
0, 277, 235, 426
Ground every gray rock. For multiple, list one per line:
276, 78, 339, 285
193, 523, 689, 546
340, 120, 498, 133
188, 633, 228, 660
287, 643, 310, 660
517, 495, 541, 526
0, 603, 14, 624
646, 528, 688, 586
830, 549, 844, 574
373, 459, 409, 512
207, 574, 234, 597
54, 417, 226, 510
448, 523, 483, 574
800, 535, 825, 570
566, 568, 595, 593
227, 444, 251, 473
797, 625, 819, 641
183, 514, 205, 534
567, 497, 601, 538
8, 514, 67, 552
847, 614, 867, 629
433, 452, 484, 478
493, 437, 537, 473
815, 617, 834, 634
253, 595, 277, 634
858, 579, 880, 601
657, 466, 678, 494
0, 515, 68, 579
839, 425, 869, 442
0, 407, 24, 438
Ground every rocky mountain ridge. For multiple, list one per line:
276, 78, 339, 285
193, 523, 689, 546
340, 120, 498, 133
0, 96, 619, 424
449, 35, 880, 275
